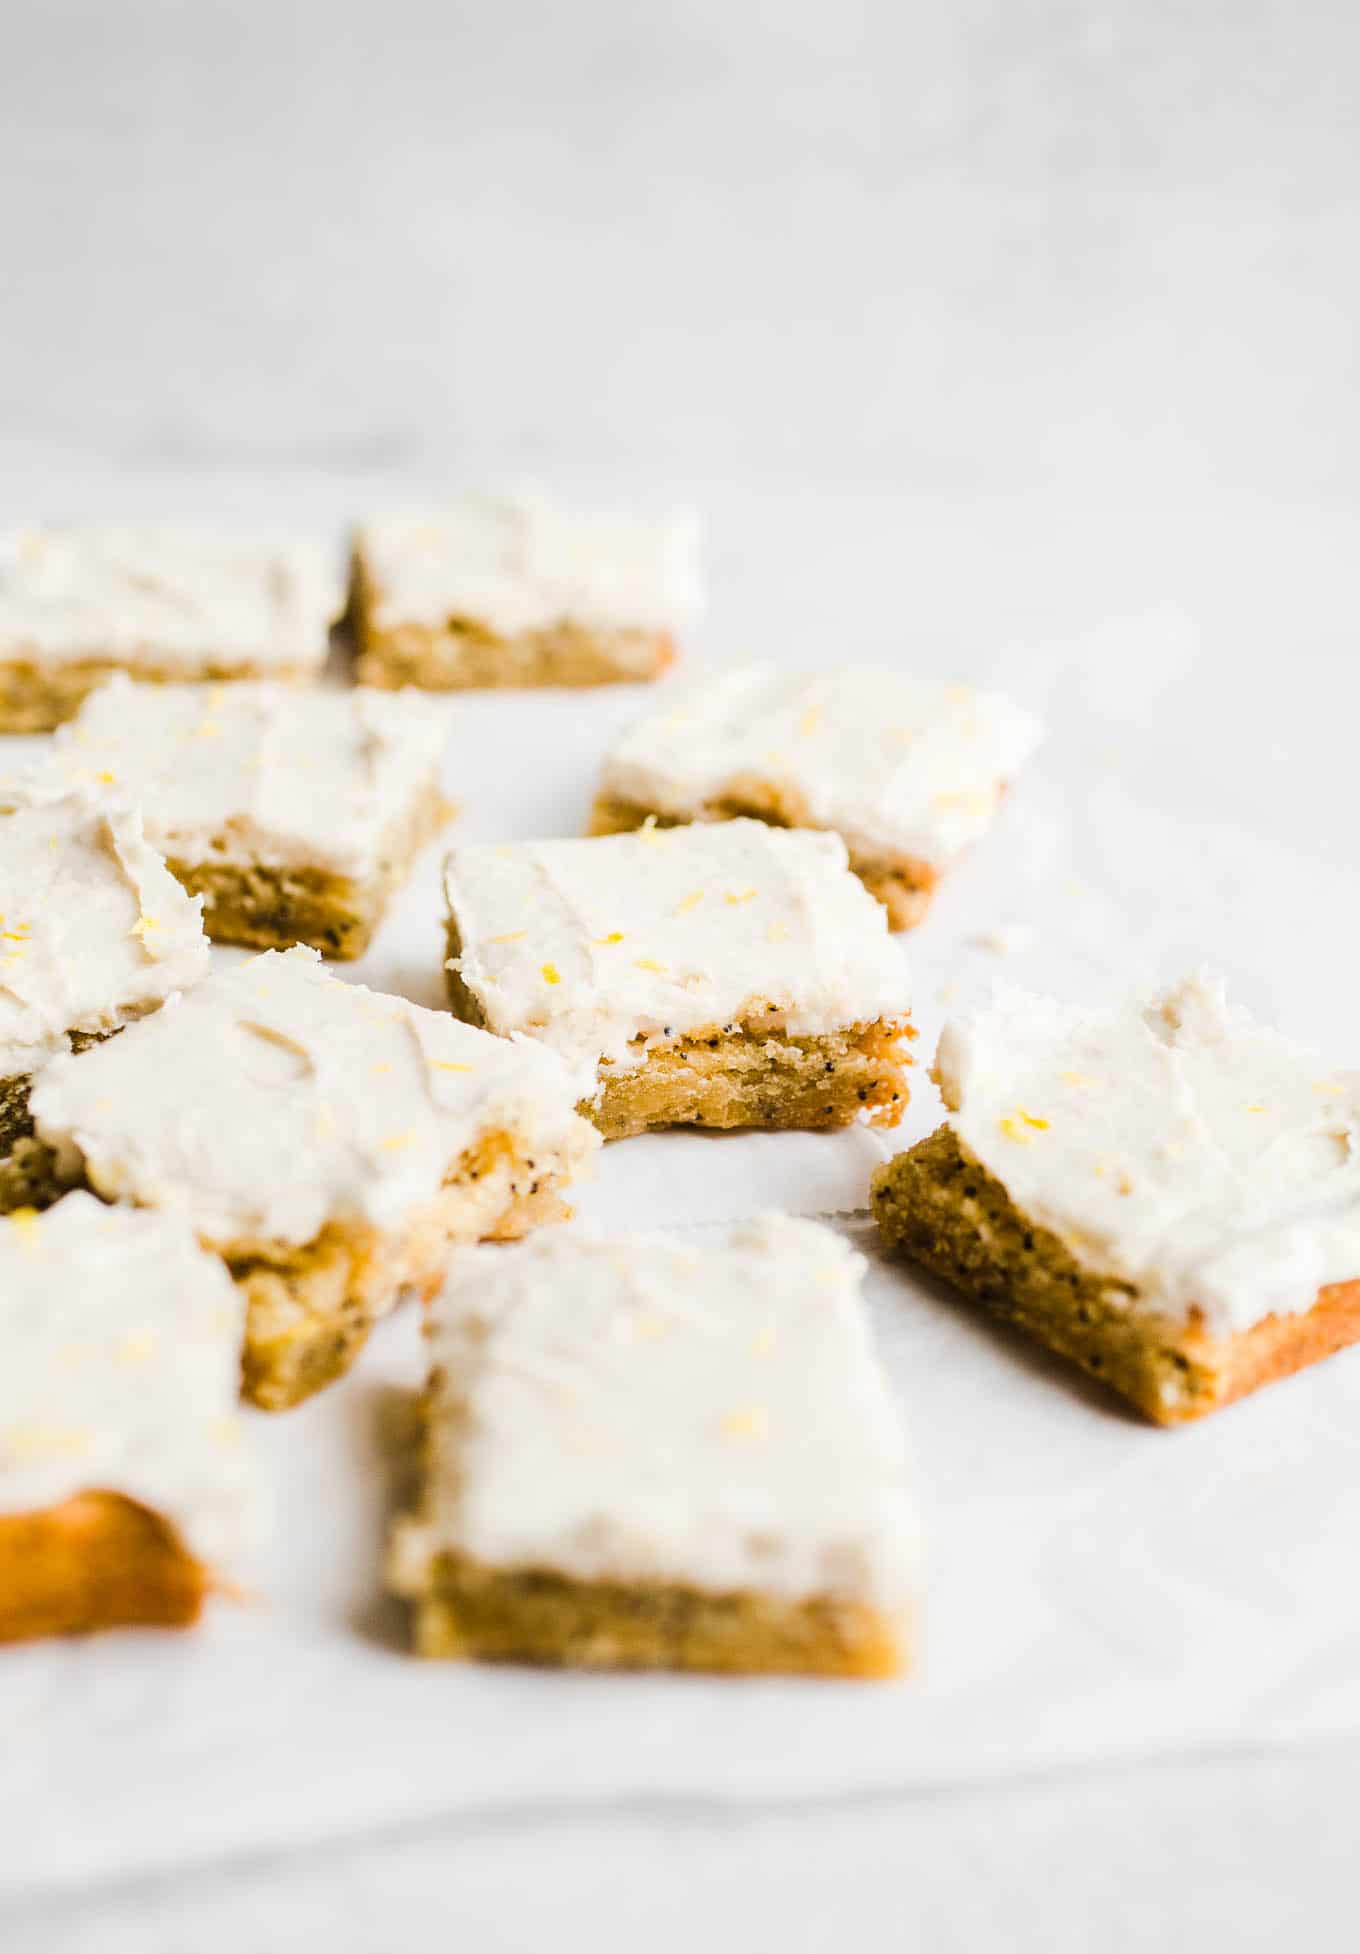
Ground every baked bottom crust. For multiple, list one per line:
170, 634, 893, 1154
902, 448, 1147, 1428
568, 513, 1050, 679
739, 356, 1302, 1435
0, 1128, 590, 1411
0, 1491, 209, 1643
0, 655, 320, 733
0, 1072, 32, 1155
589, 795, 938, 931
350, 561, 675, 691
400, 1552, 909, 1677
165, 781, 453, 959
872, 1127, 1360, 1425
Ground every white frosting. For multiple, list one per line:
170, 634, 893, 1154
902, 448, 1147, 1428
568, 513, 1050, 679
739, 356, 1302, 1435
935, 974, 1360, 1335
600, 663, 1043, 866
0, 524, 339, 672
50, 676, 450, 879
357, 493, 703, 637
0, 786, 209, 1081
391, 1216, 920, 1609
443, 819, 912, 1083
0, 1192, 256, 1573
30, 946, 598, 1247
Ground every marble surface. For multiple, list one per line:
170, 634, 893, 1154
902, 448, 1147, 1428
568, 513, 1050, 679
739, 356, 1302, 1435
3, 1, 1358, 1946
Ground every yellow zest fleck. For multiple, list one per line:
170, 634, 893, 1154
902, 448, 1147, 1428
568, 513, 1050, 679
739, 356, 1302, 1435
381, 1128, 419, 1151
5, 1423, 90, 1462
1314, 1080, 1344, 1097
370, 1061, 393, 1076
116, 1331, 159, 1366
749, 1326, 777, 1357
1246, 1102, 1267, 1114
1, 921, 32, 943
633, 1314, 669, 1340
192, 719, 221, 740
592, 931, 625, 946
1117, 1173, 1134, 1195
721, 1406, 770, 1442
211, 1417, 242, 1448
95, 770, 116, 785
541, 962, 561, 985
725, 888, 757, 906
766, 921, 789, 944
315, 1104, 337, 1140
1060, 1071, 1096, 1088
998, 1108, 1049, 1144
673, 891, 705, 916
634, 957, 667, 974
430, 1060, 475, 1073
798, 705, 823, 736
131, 913, 162, 942
488, 930, 526, 945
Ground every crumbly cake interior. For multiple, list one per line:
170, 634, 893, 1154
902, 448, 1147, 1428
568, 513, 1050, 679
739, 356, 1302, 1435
443, 922, 912, 1139
0, 1127, 586, 1412
0, 656, 315, 733
873, 1126, 1360, 1425
353, 610, 674, 691
408, 1551, 907, 1678
588, 794, 937, 931
167, 779, 451, 959
0, 1491, 209, 1643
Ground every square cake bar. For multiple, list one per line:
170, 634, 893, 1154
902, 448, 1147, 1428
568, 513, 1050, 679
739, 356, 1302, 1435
0, 523, 339, 731
52, 676, 454, 959
0, 785, 208, 1152
388, 1216, 920, 1676
350, 493, 701, 690
593, 663, 1043, 929
872, 976, 1360, 1424
0, 1194, 256, 1643
15, 947, 599, 1410
442, 819, 914, 1140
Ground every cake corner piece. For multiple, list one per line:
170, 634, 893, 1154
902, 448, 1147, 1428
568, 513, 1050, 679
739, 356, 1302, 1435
873, 977, 1360, 1424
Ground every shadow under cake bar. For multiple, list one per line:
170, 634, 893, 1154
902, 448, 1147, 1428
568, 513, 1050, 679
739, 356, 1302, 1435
349, 492, 701, 690
388, 1216, 920, 1676
0, 523, 340, 731
0, 785, 209, 1152
592, 662, 1043, 930
9, 947, 599, 1411
51, 675, 454, 958
872, 975, 1360, 1424
441, 818, 915, 1140
0, 1194, 257, 1643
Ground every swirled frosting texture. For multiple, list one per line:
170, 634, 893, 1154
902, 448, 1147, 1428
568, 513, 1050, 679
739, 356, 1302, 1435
357, 493, 702, 636
0, 524, 339, 670
30, 947, 597, 1247
443, 819, 912, 1080
935, 974, 1360, 1334
391, 1216, 920, 1608
52, 676, 450, 878
0, 1193, 256, 1573
600, 663, 1043, 866
0, 786, 208, 1080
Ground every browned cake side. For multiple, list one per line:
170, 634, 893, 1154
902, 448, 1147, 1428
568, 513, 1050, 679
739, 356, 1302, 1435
0, 656, 317, 733
0, 1491, 209, 1642
872, 1126, 1360, 1424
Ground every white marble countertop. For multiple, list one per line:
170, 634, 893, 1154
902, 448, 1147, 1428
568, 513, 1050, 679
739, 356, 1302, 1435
4, 2, 1358, 1946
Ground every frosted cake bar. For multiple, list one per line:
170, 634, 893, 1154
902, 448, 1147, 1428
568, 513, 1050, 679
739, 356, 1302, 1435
52, 677, 453, 958
351, 493, 701, 690
872, 976, 1360, 1423
0, 1194, 256, 1643
0, 785, 208, 1151
442, 819, 914, 1139
593, 663, 1043, 929
12, 948, 599, 1410
388, 1217, 920, 1675
0, 523, 340, 730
